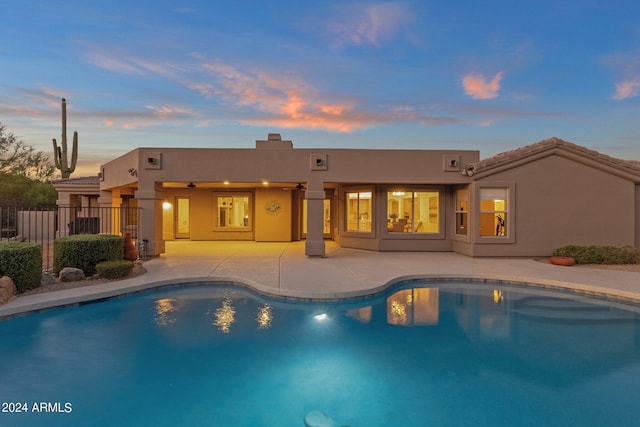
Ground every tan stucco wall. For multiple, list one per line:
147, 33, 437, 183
162, 188, 255, 241
96, 140, 638, 257
254, 188, 292, 241
100, 149, 139, 190
463, 154, 637, 256
124, 147, 478, 186
101, 144, 476, 255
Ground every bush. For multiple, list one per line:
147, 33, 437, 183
0, 242, 42, 292
95, 259, 134, 279
552, 245, 640, 265
54, 234, 124, 276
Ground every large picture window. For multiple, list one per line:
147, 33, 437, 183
346, 191, 372, 232
216, 194, 250, 229
387, 191, 439, 233
479, 188, 508, 237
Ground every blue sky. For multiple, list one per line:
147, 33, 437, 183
1, 0, 639, 176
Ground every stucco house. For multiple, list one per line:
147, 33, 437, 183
53, 134, 640, 258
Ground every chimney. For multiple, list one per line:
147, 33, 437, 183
256, 133, 293, 149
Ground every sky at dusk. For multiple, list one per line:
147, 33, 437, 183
1, 0, 639, 176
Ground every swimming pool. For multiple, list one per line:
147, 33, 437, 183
1, 281, 640, 427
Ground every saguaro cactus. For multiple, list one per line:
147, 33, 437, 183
52, 98, 78, 178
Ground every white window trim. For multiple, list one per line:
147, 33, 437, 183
342, 186, 375, 237
474, 182, 515, 244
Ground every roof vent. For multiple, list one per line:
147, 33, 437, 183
268, 133, 282, 141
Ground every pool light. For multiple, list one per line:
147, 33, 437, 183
314, 313, 328, 321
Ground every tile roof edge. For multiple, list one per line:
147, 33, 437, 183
470, 137, 640, 175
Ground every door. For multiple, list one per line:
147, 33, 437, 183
175, 197, 190, 239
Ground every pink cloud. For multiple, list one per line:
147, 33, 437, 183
80, 47, 458, 133
327, 3, 412, 47
194, 62, 360, 131
612, 79, 640, 100
462, 71, 504, 99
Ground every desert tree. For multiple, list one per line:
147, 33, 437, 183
0, 122, 56, 181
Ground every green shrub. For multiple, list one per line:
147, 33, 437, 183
553, 245, 640, 265
0, 242, 42, 292
95, 259, 134, 279
54, 234, 124, 276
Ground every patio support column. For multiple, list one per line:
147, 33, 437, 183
135, 182, 165, 257
305, 180, 325, 257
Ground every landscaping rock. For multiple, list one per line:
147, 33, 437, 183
59, 267, 86, 282
41, 272, 56, 286
0, 276, 17, 304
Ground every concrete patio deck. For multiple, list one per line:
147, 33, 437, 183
1, 241, 639, 317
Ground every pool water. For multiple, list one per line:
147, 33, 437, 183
1, 282, 640, 427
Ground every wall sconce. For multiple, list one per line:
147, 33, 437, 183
128, 168, 137, 176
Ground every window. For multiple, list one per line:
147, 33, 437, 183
479, 188, 507, 237
216, 194, 250, 229
387, 191, 439, 233
455, 188, 468, 236
346, 191, 372, 232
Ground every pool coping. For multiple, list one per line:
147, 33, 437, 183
2, 272, 639, 320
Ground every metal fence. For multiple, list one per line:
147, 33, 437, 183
0, 205, 141, 272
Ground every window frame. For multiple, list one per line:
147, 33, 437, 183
474, 182, 515, 244
213, 191, 253, 231
384, 187, 444, 239
454, 187, 469, 240
342, 187, 375, 236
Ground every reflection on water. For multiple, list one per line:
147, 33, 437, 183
346, 306, 372, 323
256, 304, 273, 329
154, 298, 177, 326
3, 281, 640, 427
213, 296, 236, 333
387, 288, 439, 326
389, 299, 407, 324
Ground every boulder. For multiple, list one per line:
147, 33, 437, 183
59, 267, 86, 282
0, 276, 17, 304
41, 272, 56, 286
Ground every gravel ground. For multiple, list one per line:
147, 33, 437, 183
19, 263, 147, 296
